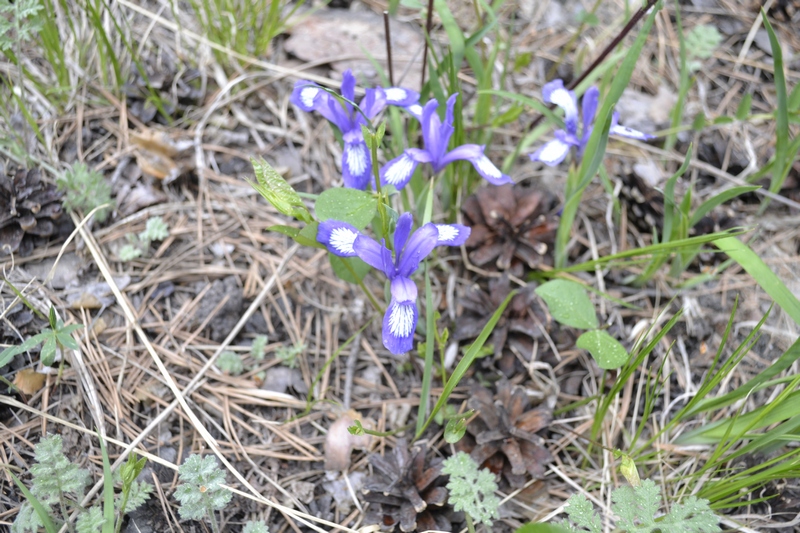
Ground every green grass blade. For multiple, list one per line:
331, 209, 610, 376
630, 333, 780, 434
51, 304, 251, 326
714, 236, 800, 325
689, 186, 760, 228
665, 0, 688, 152
98, 432, 116, 533
416, 262, 436, 436
8, 471, 58, 533
759, 9, 789, 211
415, 290, 516, 440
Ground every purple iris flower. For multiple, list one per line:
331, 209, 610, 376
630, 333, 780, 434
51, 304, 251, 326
380, 94, 513, 190
290, 70, 419, 190
529, 79, 654, 166
317, 213, 470, 355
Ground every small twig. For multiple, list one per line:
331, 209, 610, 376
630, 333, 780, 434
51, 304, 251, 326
383, 11, 394, 86
342, 331, 362, 409
528, 0, 659, 130
420, 0, 435, 92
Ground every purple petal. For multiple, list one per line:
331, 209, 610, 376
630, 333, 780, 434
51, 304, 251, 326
317, 220, 361, 256
393, 213, 413, 256
397, 223, 438, 277
340, 70, 356, 106
440, 144, 513, 186
291, 81, 324, 111
435, 224, 471, 246
383, 299, 418, 355
420, 98, 442, 154
382, 87, 420, 107
530, 138, 572, 166
380, 152, 420, 190
582, 86, 600, 135
342, 139, 371, 190
353, 235, 394, 277
361, 88, 387, 120
324, 97, 353, 133
390, 276, 418, 302
610, 112, 654, 141
542, 79, 578, 135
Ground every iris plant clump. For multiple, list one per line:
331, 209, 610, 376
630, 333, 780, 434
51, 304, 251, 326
284, 71, 641, 356
529, 79, 653, 166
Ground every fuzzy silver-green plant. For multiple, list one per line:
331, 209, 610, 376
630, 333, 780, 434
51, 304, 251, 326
250, 335, 268, 360
0, 0, 44, 51
139, 216, 169, 243
216, 351, 244, 375
243, 521, 270, 533
563, 480, 720, 533
75, 506, 105, 533
275, 342, 303, 369
174, 454, 232, 531
57, 163, 114, 223
441, 451, 500, 527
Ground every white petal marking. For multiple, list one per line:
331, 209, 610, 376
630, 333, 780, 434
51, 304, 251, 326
537, 140, 570, 165
384, 155, 414, 185
388, 303, 415, 338
384, 88, 407, 102
346, 144, 368, 176
548, 87, 577, 119
436, 225, 458, 242
406, 104, 422, 116
300, 87, 319, 108
329, 227, 358, 255
474, 155, 501, 178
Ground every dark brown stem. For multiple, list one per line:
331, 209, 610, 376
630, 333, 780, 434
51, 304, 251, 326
528, 0, 659, 130
384, 11, 395, 86
420, 0, 435, 92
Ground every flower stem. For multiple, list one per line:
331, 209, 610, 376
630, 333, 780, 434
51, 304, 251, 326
466, 513, 476, 533
368, 127, 391, 244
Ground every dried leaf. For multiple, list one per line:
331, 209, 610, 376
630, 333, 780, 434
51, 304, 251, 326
14, 368, 46, 395
324, 409, 372, 471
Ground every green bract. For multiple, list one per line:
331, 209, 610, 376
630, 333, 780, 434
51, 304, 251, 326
250, 158, 312, 223
535, 280, 598, 330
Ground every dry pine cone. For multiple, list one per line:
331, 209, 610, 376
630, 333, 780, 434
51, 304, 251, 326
461, 380, 553, 488
363, 439, 460, 532
462, 185, 558, 275
0, 166, 64, 256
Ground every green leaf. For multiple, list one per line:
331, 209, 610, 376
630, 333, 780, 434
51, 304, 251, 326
296, 222, 325, 249
329, 254, 371, 284
689, 186, 760, 228
691, 112, 707, 131
315, 188, 377, 229
40, 336, 57, 367
714, 236, 800, 325
535, 280, 598, 329
249, 158, 312, 223
685, 24, 722, 60
576, 330, 629, 369
444, 411, 472, 444
0, 332, 49, 367
98, 433, 115, 533
760, 10, 789, 208
515, 524, 572, 533
735, 92, 753, 120
9, 471, 58, 533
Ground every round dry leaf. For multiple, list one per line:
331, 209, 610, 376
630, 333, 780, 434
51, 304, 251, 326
324, 409, 372, 472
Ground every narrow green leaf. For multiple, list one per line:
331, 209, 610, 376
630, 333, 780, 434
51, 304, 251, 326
98, 433, 116, 533
416, 290, 517, 439
689, 186, 760, 228
315, 188, 377, 229
576, 330, 629, 369
41, 336, 57, 366
515, 524, 571, 533
736, 92, 753, 120
296, 222, 325, 249
8, 471, 58, 533
760, 10, 789, 208
714, 236, 800, 325
535, 280, 598, 330
444, 414, 470, 443
416, 262, 436, 436
249, 158, 312, 223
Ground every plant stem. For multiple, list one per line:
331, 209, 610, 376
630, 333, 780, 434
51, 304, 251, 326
528, 0, 659, 130
207, 507, 220, 533
383, 11, 394, 86
420, 0, 435, 92
368, 128, 390, 244
466, 513, 476, 533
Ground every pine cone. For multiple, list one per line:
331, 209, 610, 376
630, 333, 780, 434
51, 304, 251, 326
462, 185, 558, 276
454, 274, 559, 376
363, 439, 461, 532
0, 166, 65, 256
461, 380, 553, 489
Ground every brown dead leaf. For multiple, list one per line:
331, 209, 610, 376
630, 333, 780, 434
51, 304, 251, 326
14, 368, 46, 395
324, 409, 373, 472
284, 10, 424, 89
131, 128, 194, 182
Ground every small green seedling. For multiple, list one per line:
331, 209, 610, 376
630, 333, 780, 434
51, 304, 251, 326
275, 342, 303, 369
119, 216, 170, 261
57, 163, 114, 223
0, 307, 83, 368
250, 335, 268, 360
242, 522, 270, 533
216, 351, 244, 376
174, 454, 231, 533
442, 452, 500, 529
